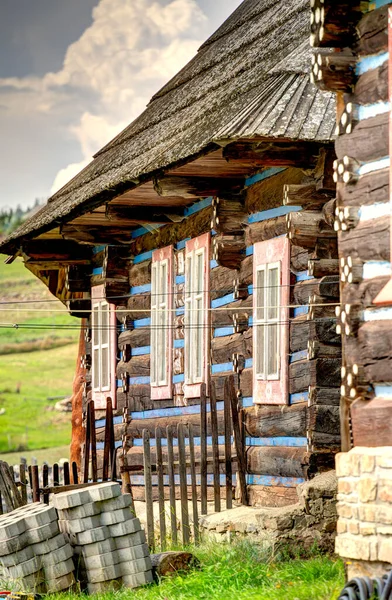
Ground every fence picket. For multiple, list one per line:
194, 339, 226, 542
155, 427, 166, 551
200, 384, 207, 515
166, 425, 178, 545
188, 424, 199, 545
177, 423, 190, 546
143, 429, 155, 551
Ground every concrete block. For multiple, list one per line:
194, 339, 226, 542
51, 488, 91, 510
24, 506, 58, 529
99, 494, 133, 512
0, 545, 33, 567
0, 518, 26, 540
7, 556, 40, 578
87, 579, 122, 594
87, 482, 121, 502
86, 563, 122, 583
46, 571, 76, 593
0, 533, 28, 556
39, 543, 73, 567
60, 515, 101, 534
26, 520, 59, 544
120, 556, 152, 576
100, 508, 133, 526
109, 518, 142, 537
69, 526, 110, 546
116, 543, 149, 562
114, 529, 146, 549
31, 533, 68, 555
44, 557, 75, 580
82, 550, 119, 570
122, 570, 154, 589
58, 502, 101, 520
75, 538, 116, 558
12, 573, 42, 593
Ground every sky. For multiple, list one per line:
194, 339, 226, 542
0, 0, 243, 210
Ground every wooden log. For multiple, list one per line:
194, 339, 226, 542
357, 320, 392, 380
351, 398, 392, 447
308, 340, 341, 360
335, 113, 388, 164
309, 358, 341, 388
287, 211, 335, 249
210, 266, 241, 301
150, 552, 198, 578
337, 169, 389, 208
118, 328, 150, 350
213, 196, 246, 236
354, 61, 388, 106
245, 167, 307, 214
308, 259, 339, 278
213, 234, 245, 270
239, 255, 253, 287
246, 447, 334, 478
357, 5, 388, 56
130, 260, 151, 287
310, 0, 361, 48
291, 246, 310, 273
311, 52, 356, 92
310, 432, 341, 452
322, 199, 336, 229
166, 425, 177, 544
211, 298, 249, 328
339, 215, 390, 262
154, 175, 243, 198
117, 356, 150, 378
283, 183, 334, 208
309, 405, 340, 437
247, 485, 298, 508
117, 295, 151, 322
342, 276, 389, 309
224, 141, 320, 168
290, 317, 340, 353
293, 277, 339, 306
244, 403, 307, 438
289, 360, 311, 394
309, 386, 340, 406
244, 216, 287, 246
211, 330, 252, 365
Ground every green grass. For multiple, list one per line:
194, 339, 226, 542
0, 445, 70, 466
54, 542, 345, 600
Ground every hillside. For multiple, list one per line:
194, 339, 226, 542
0, 255, 79, 454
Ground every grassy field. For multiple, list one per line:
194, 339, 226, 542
0, 255, 79, 454
55, 542, 345, 600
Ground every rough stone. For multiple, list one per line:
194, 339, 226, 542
378, 538, 392, 563
358, 478, 377, 503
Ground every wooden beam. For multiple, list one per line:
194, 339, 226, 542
25, 259, 91, 269
223, 141, 321, 168
106, 204, 184, 224
153, 175, 244, 198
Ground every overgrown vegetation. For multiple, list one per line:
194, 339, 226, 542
55, 541, 345, 600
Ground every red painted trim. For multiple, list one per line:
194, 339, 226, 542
91, 284, 117, 409
151, 245, 173, 400
184, 233, 210, 399
253, 237, 290, 405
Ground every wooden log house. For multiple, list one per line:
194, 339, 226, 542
0, 0, 342, 507
310, 0, 392, 451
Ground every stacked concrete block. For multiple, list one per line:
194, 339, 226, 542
0, 503, 75, 593
51, 482, 153, 593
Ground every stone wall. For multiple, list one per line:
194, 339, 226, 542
335, 447, 392, 578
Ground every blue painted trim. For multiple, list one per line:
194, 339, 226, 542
134, 318, 151, 328
356, 52, 388, 76
131, 346, 151, 357
248, 205, 301, 224
93, 245, 106, 254
211, 362, 233, 374
359, 157, 390, 175
129, 376, 151, 385
130, 473, 232, 486
176, 275, 185, 285
174, 339, 185, 348
245, 358, 253, 368
293, 306, 309, 317
214, 327, 236, 338
290, 391, 309, 405
247, 437, 307, 448
130, 401, 225, 421
92, 267, 103, 276
358, 101, 390, 121
130, 284, 151, 296
210, 259, 219, 269
211, 293, 236, 308
132, 225, 164, 239
246, 475, 304, 487
245, 168, 286, 188
95, 416, 122, 429
132, 435, 226, 448
184, 197, 213, 217
133, 250, 153, 264
242, 397, 253, 407
295, 271, 312, 282
117, 379, 123, 388
246, 246, 254, 257
290, 350, 308, 363
248, 316, 253, 327
97, 440, 122, 450
175, 307, 185, 316
248, 285, 254, 295
176, 238, 191, 251
173, 374, 185, 384
374, 384, 392, 398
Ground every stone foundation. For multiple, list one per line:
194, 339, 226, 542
335, 446, 392, 575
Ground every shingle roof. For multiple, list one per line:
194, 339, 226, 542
1, 0, 335, 253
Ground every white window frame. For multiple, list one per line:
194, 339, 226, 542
92, 300, 111, 392
184, 233, 210, 397
255, 261, 281, 381
91, 285, 116, 409
151, 246, 173, 399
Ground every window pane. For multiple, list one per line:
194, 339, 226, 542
185, 256, 192, 297
268, 267, 279, 320
196, 252, 204, 293
101, 347, 110, 389
158, 308, 166, 383
256, 324, 265, 377
93, 348, 100, 389
101, 304, 109, 346
161, 262, 167, 299
267, 323, 279, 376
92, 306, 99, 346
151, 264, 157, 308
195, 297, 203, 380
256, 269, 265, 321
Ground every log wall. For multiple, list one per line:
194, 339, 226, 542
83, 164, 340, 507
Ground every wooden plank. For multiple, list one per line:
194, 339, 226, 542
224, 377, 233, 510
210, 382, 221, 513
166, 425, 178, 545
43, 464, 49, 504
200, 384, 207, 515
177, 423, 190, 546
90, 400, 98, 482
0, 464, 16, 511
31, 465, 40, 502
83, 400, 91, 483
103, 398, 112, 481
229, 376, 248, 506
351, 398, 392, 447
53, 463, 60, 486
155, 427, 166, 552
188, 424, 199, 545
63, 462, 70, 485
72, 462, 79, 485
19, 463, 28, 505
143, 429, 155, 551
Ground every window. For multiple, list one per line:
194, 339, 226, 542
151, 246, 173, 399
91, 285, 116, 409
184, 233, 210, 397
253, 237, 289, 405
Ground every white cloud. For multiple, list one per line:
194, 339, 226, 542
0, 0, 207, 198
